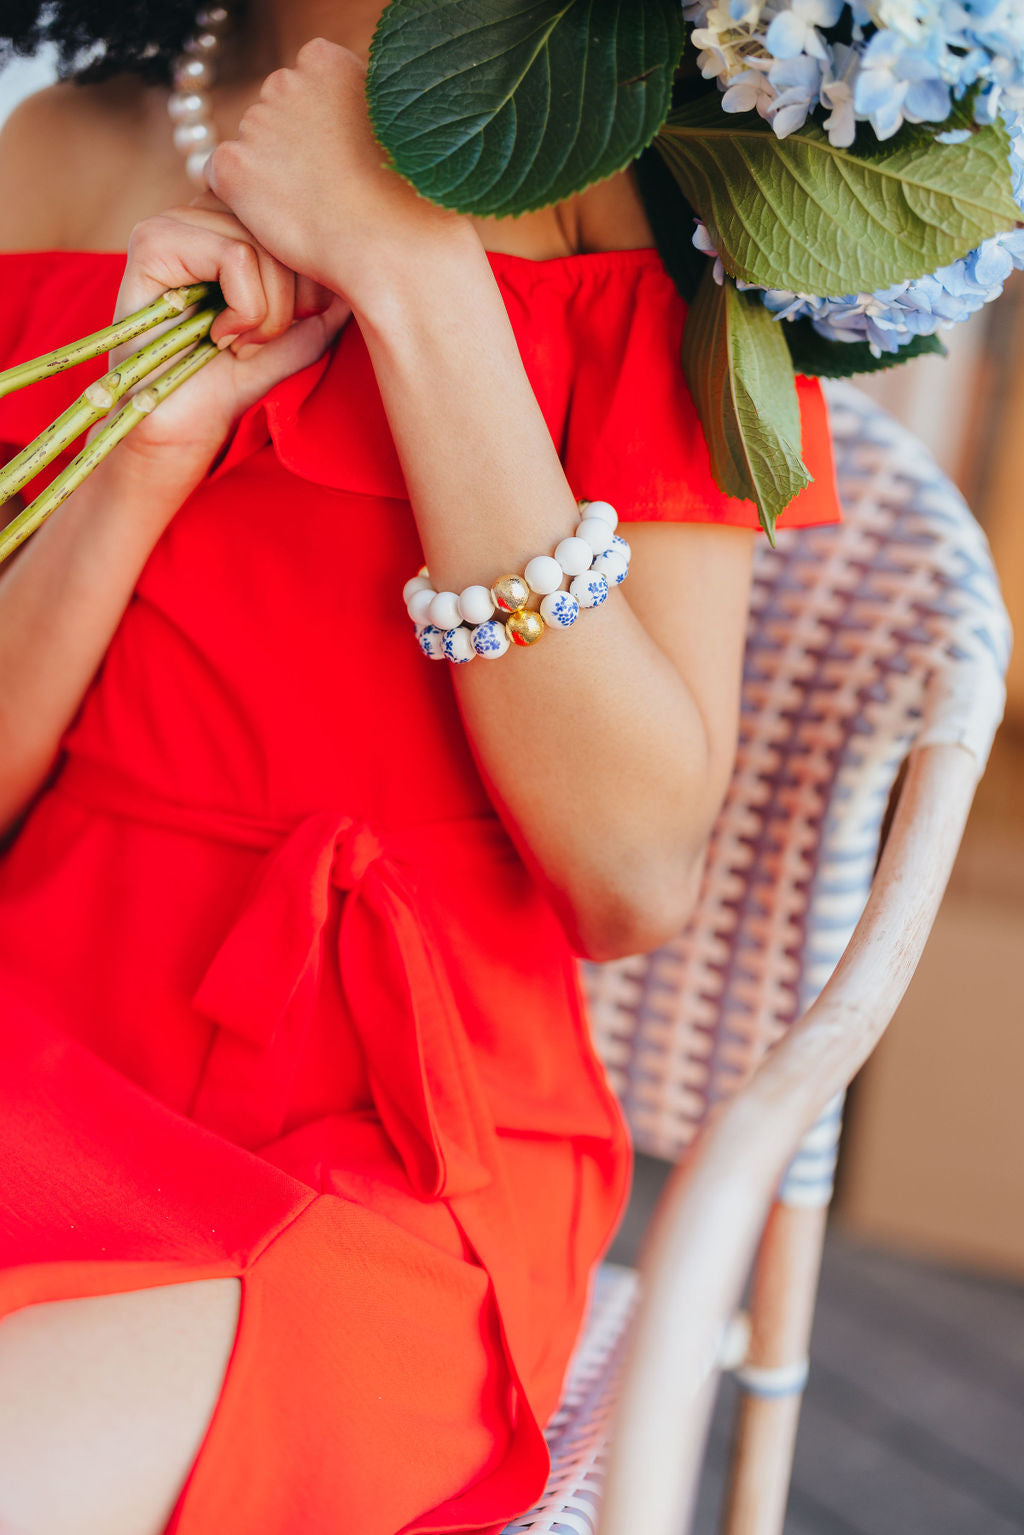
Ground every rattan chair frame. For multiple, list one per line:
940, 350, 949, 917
501, 384, 1012, 1535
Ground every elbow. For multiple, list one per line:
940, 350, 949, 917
570, 847, 707, 964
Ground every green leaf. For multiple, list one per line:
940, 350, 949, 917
366, 0, 687, 217
785, 320, 947, 379
682, 267, 811, 542
655, 96, 1021, 296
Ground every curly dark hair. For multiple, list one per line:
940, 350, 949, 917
0, 2, 249, 87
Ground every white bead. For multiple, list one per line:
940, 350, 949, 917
168, 90, 208, 122
471, 621, 511, 658
523, 554, 564, 596
407, 587, 437, 625
197, 5, 231, 28
428, 591, 462, 631
185, 148, 215, 185
443, 626, 476, 664
553, 536, 594, 576
569, 571, 610, 609
186, 31, 222, 57
415, 624, 446, 660
581, 499, 618, 530
610, 533, 632, 564
457, 584, 495, 624
540, 591, 580, 630
174, 55, 214, 88
173, 119, 215, 153
403, 574, 433, 605
576, 517, 616, 555
593, 549, 629, 586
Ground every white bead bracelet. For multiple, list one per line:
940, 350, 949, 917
405, 500, 631, 664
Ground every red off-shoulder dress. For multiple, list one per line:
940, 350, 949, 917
0, 246, 841, 1535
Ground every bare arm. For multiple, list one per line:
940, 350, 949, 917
358, 242, 753, 962
0, 94, 346, 835
209, 38, 756, 962
0, 454, 208, 833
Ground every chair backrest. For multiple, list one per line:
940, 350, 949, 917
582, 384, 1011, 1184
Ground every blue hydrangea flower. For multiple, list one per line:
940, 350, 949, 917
683, 0, 1024, 143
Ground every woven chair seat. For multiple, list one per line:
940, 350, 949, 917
502, 1264, 641, 1535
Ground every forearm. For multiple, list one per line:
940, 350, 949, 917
0, 453, 192, 830
356, 238, 724, 958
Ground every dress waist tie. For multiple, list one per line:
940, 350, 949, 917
54, 755, 511, 1200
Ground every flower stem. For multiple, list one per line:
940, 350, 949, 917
0, 305, 220, 510
0, 337, 221, 565
0, 283, 218, 399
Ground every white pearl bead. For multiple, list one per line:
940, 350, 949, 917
428, 591, 463, 631
540, 591, 580, 629
523, 554, 564, 595
173, 119, 215, 153
569, 571, 610, 609
415, 624, 446, 660
174, 55, 214, 89
581, 499, 618, 530
593, 549, 629, 586
576, 517, 616, 555
407, 587, 437, 625
184, 147, 214, 184
403, 574, 433, 605
457, 584, 495, 625
185, 148, 215, 185
443, 626, 476, 664
197, 5, 231, 28
553, 536, 594, 576
610, 533, 632, 564
168, 90, 207, 122
186, 31, 222, 56
471, 621, 511, 658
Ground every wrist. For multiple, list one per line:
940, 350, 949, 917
343, 223, 492, 337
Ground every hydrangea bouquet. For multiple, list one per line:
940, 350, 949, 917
2, 0, 1022, 552
362, 0, 1024, 537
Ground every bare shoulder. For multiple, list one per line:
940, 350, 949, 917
570, 163, 657, 255
0, 74, 179, 251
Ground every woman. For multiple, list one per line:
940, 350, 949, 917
0, 3, 841, 1532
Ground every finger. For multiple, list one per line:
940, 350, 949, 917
226, 247, 295, 348
294, 275, 334, 320
117, 206, 271, 323
205, 236, 268, 343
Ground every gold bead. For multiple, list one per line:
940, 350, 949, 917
506, 608, 545, 647
490, 574, 530, 613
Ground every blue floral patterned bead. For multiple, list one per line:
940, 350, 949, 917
593, 549, 629, 586
470, 620, 511, 659
610, 533, 631, 563
569, 571, 610, 609
539, 591, 581, 630
443, 625, 476, 664
416, 623, 446, 660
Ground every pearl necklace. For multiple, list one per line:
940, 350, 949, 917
167, 5, 233, 188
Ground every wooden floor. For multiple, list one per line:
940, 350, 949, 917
606, 1154, 1024, 1535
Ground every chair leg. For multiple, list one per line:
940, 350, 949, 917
718, 1199, 830, 1535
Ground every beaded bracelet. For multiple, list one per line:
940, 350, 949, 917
403, 500, 631, 664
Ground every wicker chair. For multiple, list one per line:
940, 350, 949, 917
501, 383, 1013, 1535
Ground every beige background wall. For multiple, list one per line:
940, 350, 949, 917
836, 289, 1024, 1278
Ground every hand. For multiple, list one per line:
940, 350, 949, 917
92, 192, 350, 490
204, 38, 477, 312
